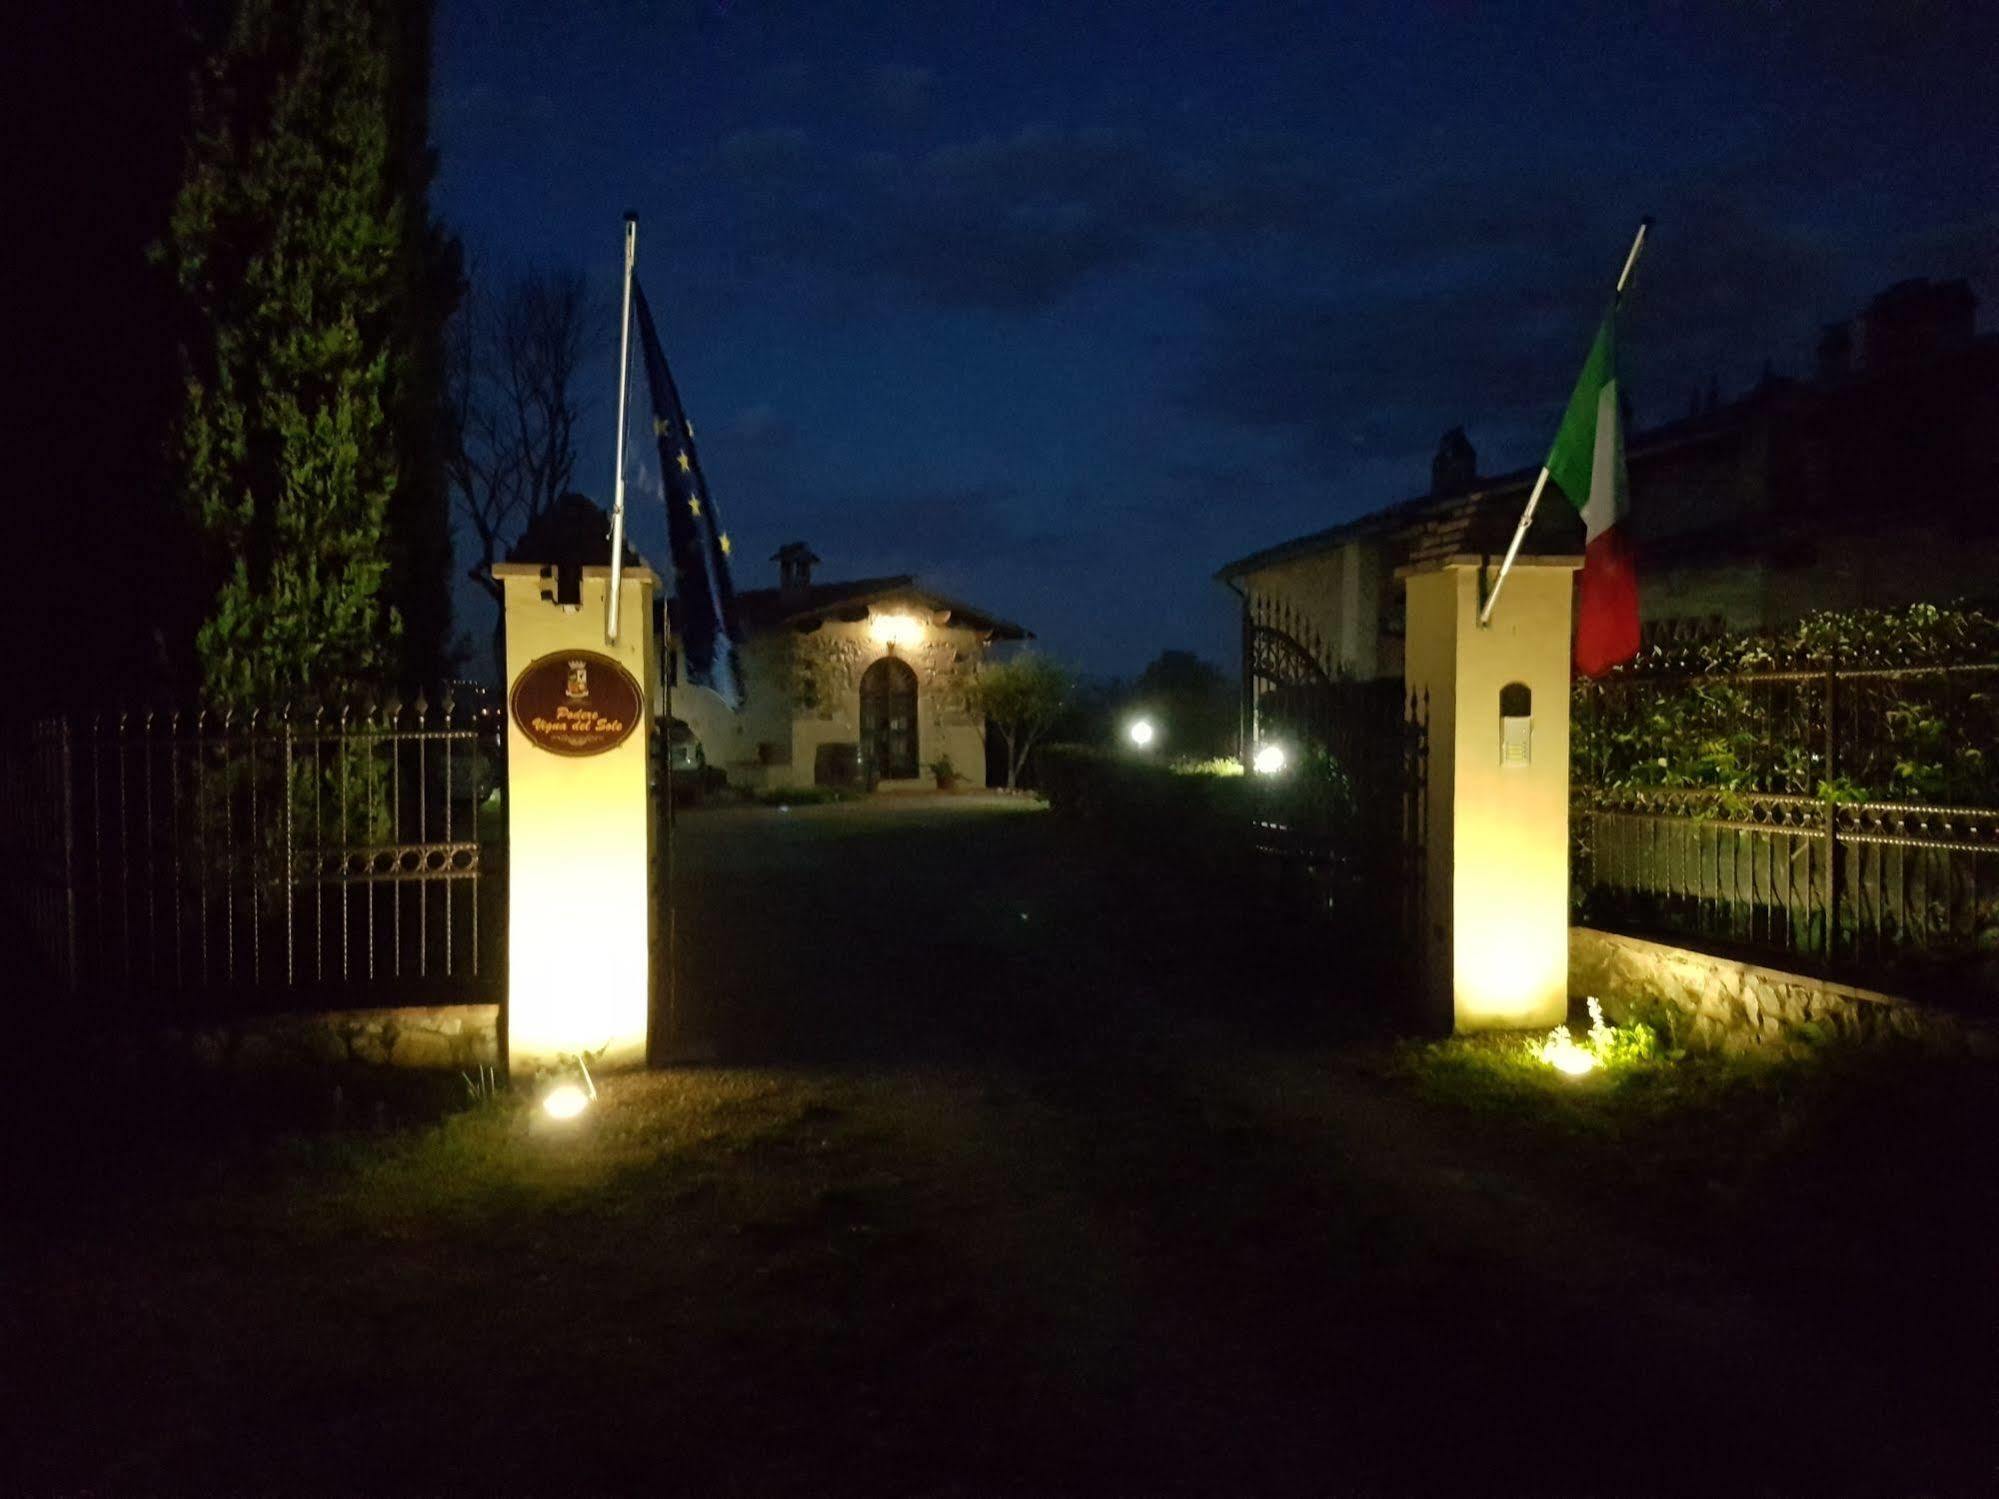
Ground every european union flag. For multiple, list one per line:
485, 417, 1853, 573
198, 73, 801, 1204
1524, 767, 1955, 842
627, 278, 745, 709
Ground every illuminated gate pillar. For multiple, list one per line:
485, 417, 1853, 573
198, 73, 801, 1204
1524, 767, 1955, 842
492, 562, 658, 1076
1400, 554, 1581, 1032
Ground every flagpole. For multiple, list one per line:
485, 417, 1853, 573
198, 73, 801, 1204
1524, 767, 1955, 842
663, 644, 677, 1057
1478, 216, 1651, 628
606, 212, 638, 642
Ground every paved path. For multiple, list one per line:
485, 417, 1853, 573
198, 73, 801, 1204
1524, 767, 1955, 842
7, 798, 1985, 1495
656, 799, 1966, 1496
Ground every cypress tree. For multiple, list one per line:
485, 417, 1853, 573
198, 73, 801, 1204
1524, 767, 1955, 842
378, 0, 462, 697
162, 0, 458, 708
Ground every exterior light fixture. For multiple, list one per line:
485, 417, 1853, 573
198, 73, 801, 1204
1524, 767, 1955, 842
1536, 1028, 1598, 1077
541, 1054, 599, 1120
1252, 743, 1288, 775
1127, 717, 1157, 749
868, 611, 925, 649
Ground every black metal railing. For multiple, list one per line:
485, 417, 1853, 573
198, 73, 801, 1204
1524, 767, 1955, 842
1245, 685, 1429, 955
0, 699, 506, 1016
1574, 657, 1999, 998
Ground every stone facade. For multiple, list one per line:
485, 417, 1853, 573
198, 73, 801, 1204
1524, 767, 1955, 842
165, 1003, 500, 1072
675, 608, 991, 793
1569, 927, 1972, 1053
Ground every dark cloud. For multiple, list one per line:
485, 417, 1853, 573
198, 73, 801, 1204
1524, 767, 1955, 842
726, 402, 795, 445
775, 483, 1071, 572
716, 125, 812, 180
692, 403, 803, 513
1184, 184, 1842, 486
1891, 212, 1999, 300
716, 125, 1338, 311
861, 63, 935, 119
1667, 0, 1999, 119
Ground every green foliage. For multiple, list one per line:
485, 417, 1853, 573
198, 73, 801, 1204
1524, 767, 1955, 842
969, 652, 1075, 789
1575, 604, 1999, 806
1287, 747, 1360, 836
176, 727, 396, 902
460, 1065, 501, 1105
161, 0, 459, 708
1582, 996, 1661, 1067
1723, 603, 1999, 669
755, 785, 863, 807
1131, 649, 1237, 760
1396, 1028, 1764, 1156
1038, 741, 1360, 863
1173, 756, 1246, 778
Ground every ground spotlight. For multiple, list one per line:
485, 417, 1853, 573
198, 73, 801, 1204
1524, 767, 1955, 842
1127, 717, 1157, 749
1252, 743, 1288, 775
1540, 1033, 1598, 1077
541, 1055, 599, 1120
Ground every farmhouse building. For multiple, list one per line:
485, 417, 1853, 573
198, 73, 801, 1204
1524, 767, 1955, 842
669, 543, 1029, 792
1216, 276, 1999, 688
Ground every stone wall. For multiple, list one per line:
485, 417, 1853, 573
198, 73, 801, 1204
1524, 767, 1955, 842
165, 1003, 500, 1072
1569, 926, 1970, 1053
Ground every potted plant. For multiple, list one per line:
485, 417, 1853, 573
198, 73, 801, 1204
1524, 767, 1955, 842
929, 754, 959, 790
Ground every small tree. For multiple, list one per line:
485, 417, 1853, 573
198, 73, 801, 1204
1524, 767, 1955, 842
1132, 649, 1236, 759
971, 652, 1073, 790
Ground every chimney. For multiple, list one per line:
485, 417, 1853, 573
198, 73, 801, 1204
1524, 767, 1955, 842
1860, 278, 1977, 372
772, 541, 820, 608
1430, 426, 1477, 496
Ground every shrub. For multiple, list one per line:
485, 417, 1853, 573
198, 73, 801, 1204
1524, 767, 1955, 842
754, 785, 861, 807
1039, 741, 1368, 882
1576, 603, 1999, 804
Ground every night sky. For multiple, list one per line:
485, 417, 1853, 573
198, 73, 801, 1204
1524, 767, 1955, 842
432, 0, 1998, 676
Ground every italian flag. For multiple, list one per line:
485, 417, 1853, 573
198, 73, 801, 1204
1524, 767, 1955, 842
1546, 309, 1639, 677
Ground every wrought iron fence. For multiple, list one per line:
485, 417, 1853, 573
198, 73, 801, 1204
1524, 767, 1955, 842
1574, 658, 1999, 995
0, 698, 507, 1016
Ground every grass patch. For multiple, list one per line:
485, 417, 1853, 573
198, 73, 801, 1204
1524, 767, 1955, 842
754, 784, 864, 807
1397, 1027, 1786, 1158
1392, 1021, 1999, 1236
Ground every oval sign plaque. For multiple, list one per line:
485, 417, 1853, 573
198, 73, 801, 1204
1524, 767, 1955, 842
510, 650, 644, 757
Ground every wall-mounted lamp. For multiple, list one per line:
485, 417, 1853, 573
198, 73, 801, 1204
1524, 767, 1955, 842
868, 612, 926, 650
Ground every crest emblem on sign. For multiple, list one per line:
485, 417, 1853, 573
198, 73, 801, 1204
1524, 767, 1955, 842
511, 651, 643, 756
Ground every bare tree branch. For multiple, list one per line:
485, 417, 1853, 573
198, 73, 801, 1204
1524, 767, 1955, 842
444, 266, 596, 678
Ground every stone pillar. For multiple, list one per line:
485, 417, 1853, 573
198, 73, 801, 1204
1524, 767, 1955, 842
492, 563, 658, 1076
1400, 554, 1581, 1032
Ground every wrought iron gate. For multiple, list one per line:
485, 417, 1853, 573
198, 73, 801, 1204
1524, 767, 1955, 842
1236, 591, 1429, 968
1242, 593, 1338, 756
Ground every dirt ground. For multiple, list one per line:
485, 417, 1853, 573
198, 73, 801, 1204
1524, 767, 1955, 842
3, 796, 1992, 1495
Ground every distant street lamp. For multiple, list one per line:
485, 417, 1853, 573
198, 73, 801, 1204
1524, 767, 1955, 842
1252, 743, 1288, 776
1127, 717, 1157, 749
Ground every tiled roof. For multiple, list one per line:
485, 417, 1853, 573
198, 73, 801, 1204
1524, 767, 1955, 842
1214, 396, 1757, 582
732, 576, 1030, 640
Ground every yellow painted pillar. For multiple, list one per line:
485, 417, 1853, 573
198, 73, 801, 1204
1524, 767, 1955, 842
492, 563, 658, 1076
1400, 555, 1581, 1032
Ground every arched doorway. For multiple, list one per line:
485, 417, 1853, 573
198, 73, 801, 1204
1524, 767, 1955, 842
859, 655, 919, 781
